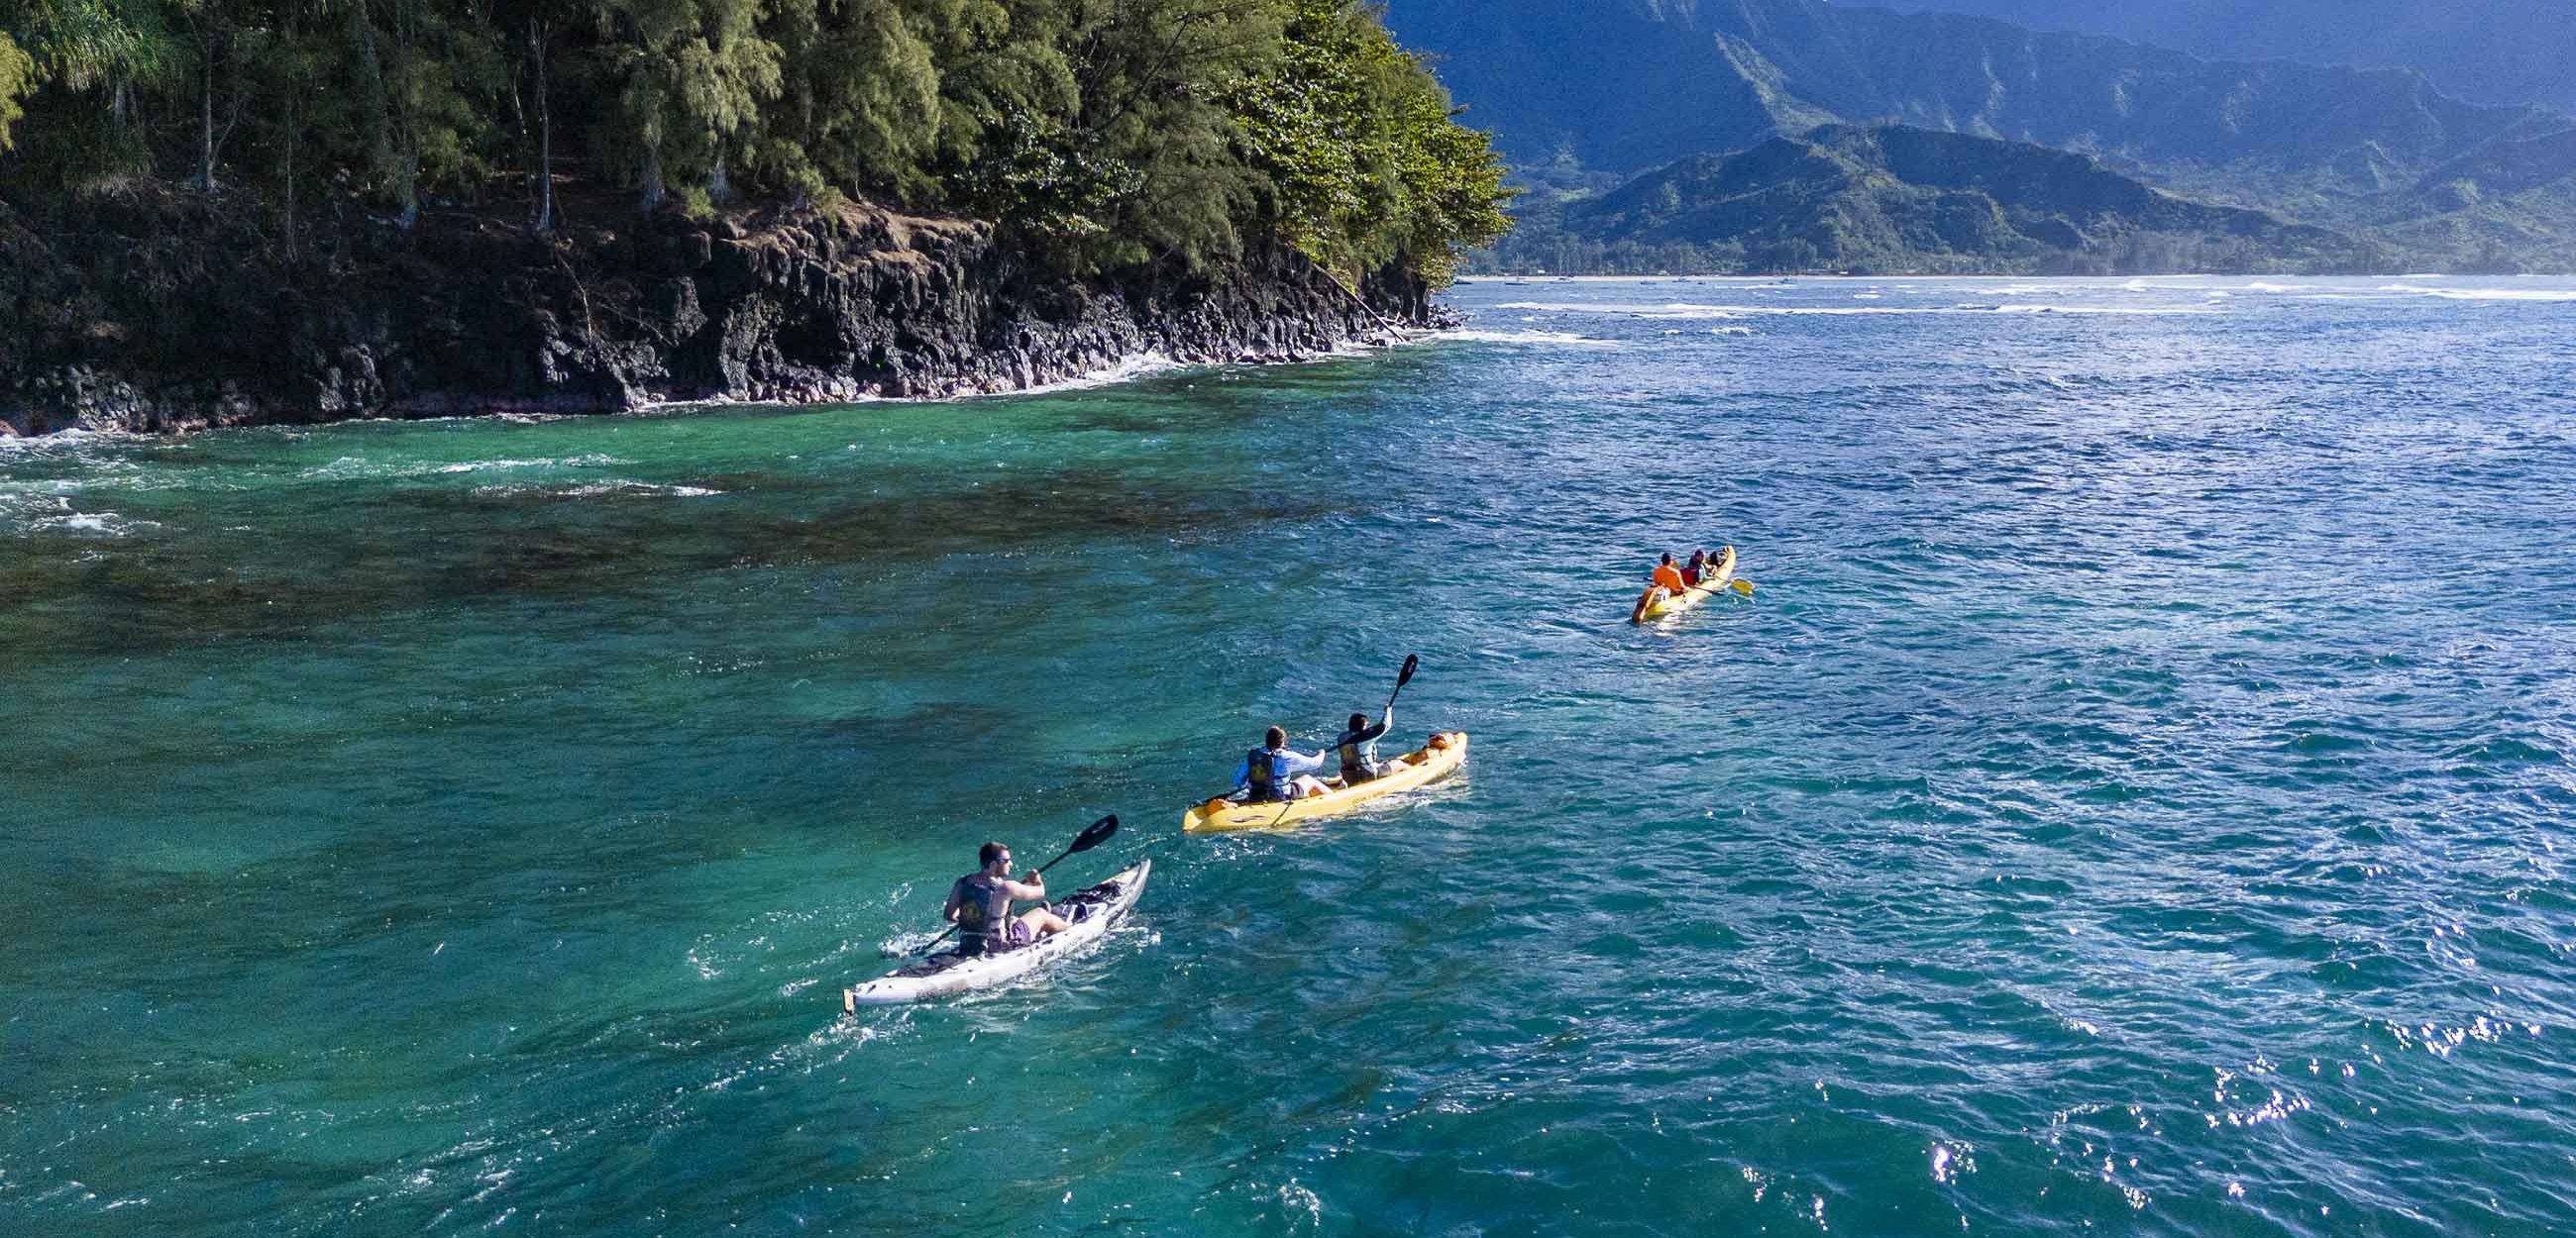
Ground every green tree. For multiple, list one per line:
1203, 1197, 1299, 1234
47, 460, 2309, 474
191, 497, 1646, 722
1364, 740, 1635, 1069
759, 0, 947, 202
1054, 0, 1281, 268
2, 0, 180, 167
1223, 0, 1509, 286
590, 0, 780, 212
1379, 50, 1510, 285
0, 33, 35, 148
3, 0, 1512, 292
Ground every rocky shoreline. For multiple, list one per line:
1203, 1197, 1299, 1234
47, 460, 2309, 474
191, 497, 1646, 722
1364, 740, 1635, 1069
0, 191, 1445, 438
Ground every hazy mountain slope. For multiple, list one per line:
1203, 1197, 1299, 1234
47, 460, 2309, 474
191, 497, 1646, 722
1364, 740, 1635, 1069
1384, 0, 2576, 265
1384, 1, 1787, 172
1387, 0, 2568, 185
1731, 6, 2527, 175
1483, 124, 2378, 274
1854, 0, 2576, 113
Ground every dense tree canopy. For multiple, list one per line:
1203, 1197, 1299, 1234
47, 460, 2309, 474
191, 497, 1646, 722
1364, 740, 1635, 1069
0, 0, 1509, 281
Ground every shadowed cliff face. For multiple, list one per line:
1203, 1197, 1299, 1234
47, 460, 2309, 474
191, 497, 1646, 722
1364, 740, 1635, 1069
0, 191, 1433, 438
1385, 0, 2576, 260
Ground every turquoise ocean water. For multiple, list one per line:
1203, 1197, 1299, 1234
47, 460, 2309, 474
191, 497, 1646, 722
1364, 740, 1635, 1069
4, 276, 2573, 1236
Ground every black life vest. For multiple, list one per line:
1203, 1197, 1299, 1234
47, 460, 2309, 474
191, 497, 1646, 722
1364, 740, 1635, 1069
952, 874, 1013, 953
1337, 731, 1378, 778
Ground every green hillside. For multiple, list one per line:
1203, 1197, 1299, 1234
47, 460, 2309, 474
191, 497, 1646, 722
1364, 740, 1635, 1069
1481, 125, 2384, 274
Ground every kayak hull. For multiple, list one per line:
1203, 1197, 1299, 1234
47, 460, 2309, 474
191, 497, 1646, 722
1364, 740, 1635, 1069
844, 860, 1150, 1007
1183, 733, 1468, 833
1635, 545, 1737, 623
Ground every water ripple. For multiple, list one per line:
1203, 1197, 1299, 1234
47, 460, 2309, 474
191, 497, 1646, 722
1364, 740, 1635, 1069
3, 276, 2574, 1236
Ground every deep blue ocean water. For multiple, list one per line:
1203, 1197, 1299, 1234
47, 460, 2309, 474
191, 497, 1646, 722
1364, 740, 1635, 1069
4, 275, 2574, 1236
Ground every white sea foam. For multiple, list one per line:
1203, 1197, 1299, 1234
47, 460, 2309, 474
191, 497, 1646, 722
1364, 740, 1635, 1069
38, 512, 130, 535
470, 479, 722, 499
1495, 300, 1746, 319
1987, 303, 2219, 316
437, 453, 626, 473
1733, 303, 2214, 316
947, 351, 1184, 399
1435, 329, 1620, 348
0, 427, 134, 455
0, 477, 84, 503
0, 489, 68, 528
2380, 283, 2576, 302
562, 481, 723, 498
1495, 299, 2215, 318
300, 453, 630, 481
1757, 305, 1939, 315
9, 494, 163, 537
298, 456, 374, 480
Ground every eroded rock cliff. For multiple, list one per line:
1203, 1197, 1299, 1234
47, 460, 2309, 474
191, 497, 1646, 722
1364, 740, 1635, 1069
1, 189, 1431, 437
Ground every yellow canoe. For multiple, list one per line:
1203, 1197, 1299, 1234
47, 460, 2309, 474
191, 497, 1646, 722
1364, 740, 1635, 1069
1634, 545, 1737, 623
1183, 733, 1469, 833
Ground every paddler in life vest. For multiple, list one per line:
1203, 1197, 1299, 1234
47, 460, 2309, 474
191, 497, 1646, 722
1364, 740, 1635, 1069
1332, 707, 1412, 786
944, 842, 1070, 956
1653, 552, 1690, 595
1237, 726, 1332, 802
1632, 552, 1692, 621
1679, 549, 1709, 587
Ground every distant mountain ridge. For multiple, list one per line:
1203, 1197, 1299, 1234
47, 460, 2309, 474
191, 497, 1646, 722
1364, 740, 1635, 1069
1486, 124, 2380, 274
1386, 0, 2576, 269
1856, 0, 2576, 114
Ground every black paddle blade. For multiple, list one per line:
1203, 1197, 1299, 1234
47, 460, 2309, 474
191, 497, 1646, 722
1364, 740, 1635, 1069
1069, 813, 1120, 853
1397, 654, 1420, 688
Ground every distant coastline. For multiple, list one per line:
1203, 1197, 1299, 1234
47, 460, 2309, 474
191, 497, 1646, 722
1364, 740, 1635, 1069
1449, 272, 2565, 281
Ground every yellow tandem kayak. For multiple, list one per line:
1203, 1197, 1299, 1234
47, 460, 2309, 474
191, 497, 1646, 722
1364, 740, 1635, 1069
1634, 545, 1738, 623
1183, 733, 1469, 833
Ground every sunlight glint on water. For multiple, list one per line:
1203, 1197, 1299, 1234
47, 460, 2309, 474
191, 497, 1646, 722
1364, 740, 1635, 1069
4, 276, 2573, 1237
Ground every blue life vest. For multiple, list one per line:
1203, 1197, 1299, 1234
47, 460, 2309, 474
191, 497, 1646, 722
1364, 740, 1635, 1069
1246, 747, 1291, 802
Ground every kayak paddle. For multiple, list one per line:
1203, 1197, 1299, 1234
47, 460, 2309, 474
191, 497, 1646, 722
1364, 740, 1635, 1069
1385, 653, 1421, 712
1033, 813, 1123, 876
906, 814, 1121, 958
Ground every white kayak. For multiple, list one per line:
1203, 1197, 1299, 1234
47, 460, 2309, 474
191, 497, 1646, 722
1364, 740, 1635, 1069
843, 860, 1151, 1008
